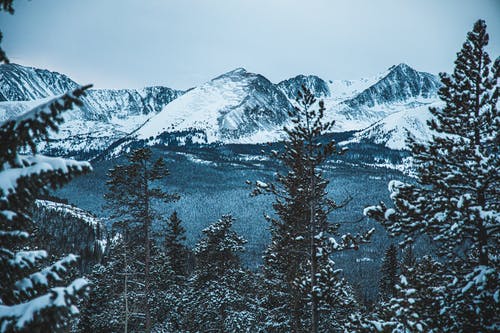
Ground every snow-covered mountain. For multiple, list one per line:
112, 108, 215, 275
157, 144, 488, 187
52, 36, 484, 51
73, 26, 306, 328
130, 68, 294, 146
0, 63, 79, 101
342, 63, 440, 109
277, 75, 330, 100
0, 63, 183, 157
344, 102, 443, 150
319, 64, 441, 131
1, 62, 441, 157
110, 64, 440, 154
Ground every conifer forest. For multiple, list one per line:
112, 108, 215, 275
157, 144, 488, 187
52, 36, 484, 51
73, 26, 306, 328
0, 1, 498, 332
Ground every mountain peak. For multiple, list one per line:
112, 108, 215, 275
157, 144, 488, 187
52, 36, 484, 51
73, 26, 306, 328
212, 67, 250, 82
0, 63, 79, 101
342, 63, 440, 109
277, 74, 330, 99
224, 67, 248, 76
388, 63, 415, 73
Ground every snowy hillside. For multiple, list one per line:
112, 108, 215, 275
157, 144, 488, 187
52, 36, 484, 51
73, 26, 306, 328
132, 68, 294, 145
111, 64, 440, 154
344, 102, 443, 150
342, 63, 440, 109
0, 63, 79, 101
1, 63, 441, 157
321, 64, 441, 131
0, 63, 183, 157
33, 200, 107, 271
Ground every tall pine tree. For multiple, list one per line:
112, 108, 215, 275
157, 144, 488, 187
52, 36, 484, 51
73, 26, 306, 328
378, 244, 399, 302
365, 19, 499, 331
253, 86, 373, 332
177, 215, 259, 332
105, 147, 179, 333
0, 86, 92, 332
164, 211, 190, 279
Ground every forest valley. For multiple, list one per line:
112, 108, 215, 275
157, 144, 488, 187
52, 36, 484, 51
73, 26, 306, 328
0, 13, 498, 333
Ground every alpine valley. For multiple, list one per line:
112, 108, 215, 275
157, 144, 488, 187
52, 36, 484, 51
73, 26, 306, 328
0, 62, 442, 291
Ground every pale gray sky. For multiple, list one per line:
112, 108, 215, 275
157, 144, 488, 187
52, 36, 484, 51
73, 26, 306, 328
2, 0, 499, 90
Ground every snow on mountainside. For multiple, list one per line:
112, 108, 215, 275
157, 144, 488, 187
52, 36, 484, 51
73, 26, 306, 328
115, 64, 440, 153
344, 102, 443, 150
33, 200, 107, 271
277, 75, 330, 100
1, 62, 441, 157
132, 68, 294, 145
0, 63, 183, 157
0, 63, 79, 101
342, 63, 440, 109
275, 64, 440, 132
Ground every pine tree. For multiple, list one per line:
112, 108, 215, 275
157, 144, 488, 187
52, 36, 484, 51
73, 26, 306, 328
105, 147, 179, 333
400, 245, 416, 276
78, 240, 129, 333
0, 0, 14, 63
164, 211, 189, 279
365, 20, 499, 331
0, 86, 92, 332
177, 215, 259, 332
253, 86, 373, 332
378, 244, 399, 301
192, 214, 246, 284
148, 243, 177, 331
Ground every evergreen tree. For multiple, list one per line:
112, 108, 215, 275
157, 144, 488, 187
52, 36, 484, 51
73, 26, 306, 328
105, 147, 179, 333
78, 240, 129, 333
253, 86, 373, 332
177, 215, 259, 332
0, 87, 92, 332
0, 0, 14, 63
164, 211, 189, 279
192, 214, 245, 283
350, 255, 449, 333
148, 244, 177, 332
400, 245, 416, 276
365, 20, 499, 331
378, 244, 399, 301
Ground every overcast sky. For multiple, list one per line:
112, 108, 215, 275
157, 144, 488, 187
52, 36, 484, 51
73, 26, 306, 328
2, 0, 499, 90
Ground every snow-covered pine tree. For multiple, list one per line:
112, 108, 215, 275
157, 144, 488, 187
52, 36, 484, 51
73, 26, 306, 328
378, 244, 399, 302
177, 215, 260, 332
364, 19, 499, 331
164, 211, 190, 279
400, 245, 416, 276
105, 147, 179, 333
148, 243, 177, 332
32, 200, 106, 273
78, 239, 129, 333
0, 86, 92, 332
253, 86, 373, 332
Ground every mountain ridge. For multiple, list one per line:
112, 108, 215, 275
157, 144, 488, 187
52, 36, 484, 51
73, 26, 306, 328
0, 63, 441, 156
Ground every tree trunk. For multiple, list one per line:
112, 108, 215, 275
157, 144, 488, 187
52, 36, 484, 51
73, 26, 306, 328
124, 243, 129, 333
307, 114, 319, 333
143, 161, 151, 333
473, 52, 488, 266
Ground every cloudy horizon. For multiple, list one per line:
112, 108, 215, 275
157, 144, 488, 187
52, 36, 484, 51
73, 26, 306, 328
2, 0, 499, 90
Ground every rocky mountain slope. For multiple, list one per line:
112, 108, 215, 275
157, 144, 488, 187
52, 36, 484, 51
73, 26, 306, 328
342, 102, 442, 150
0, 63, 79, 101
33, 199, 107, 272
1, 63, 441, 157
129, 68, 294, 147
0, 63, 183, 157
